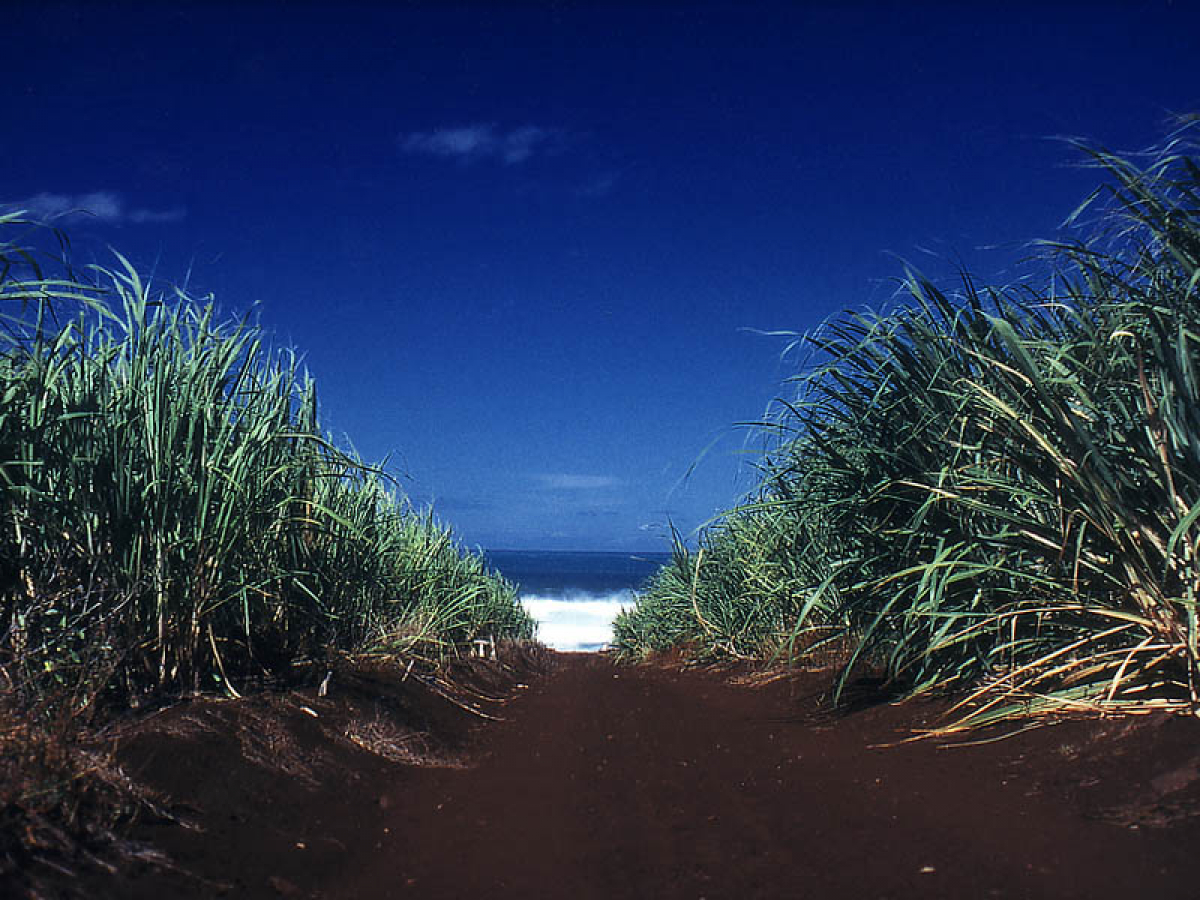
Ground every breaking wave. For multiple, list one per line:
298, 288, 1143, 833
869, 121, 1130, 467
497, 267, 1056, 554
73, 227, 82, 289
521, 590, 635, 652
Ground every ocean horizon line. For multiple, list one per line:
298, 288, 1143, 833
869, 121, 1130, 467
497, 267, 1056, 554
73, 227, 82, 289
482, 547, 674, 556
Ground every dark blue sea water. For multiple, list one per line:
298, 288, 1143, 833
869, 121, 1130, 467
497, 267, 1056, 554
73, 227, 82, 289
483, 550, 670, 651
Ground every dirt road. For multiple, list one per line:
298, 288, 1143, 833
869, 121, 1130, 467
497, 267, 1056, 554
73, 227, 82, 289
76, 652, 1200, 899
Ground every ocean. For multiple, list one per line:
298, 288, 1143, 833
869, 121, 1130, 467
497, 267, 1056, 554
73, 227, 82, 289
483, 550, 671, 652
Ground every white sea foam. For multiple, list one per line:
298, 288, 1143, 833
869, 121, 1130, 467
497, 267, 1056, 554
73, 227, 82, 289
521, 591, 633, 652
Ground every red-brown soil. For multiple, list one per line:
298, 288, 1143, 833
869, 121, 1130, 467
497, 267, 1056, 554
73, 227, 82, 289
18, 650, 1200, 899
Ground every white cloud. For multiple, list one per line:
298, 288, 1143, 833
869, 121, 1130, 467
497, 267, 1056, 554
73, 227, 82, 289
128, 206, 187, 224
400, 123, 563, 165
1, 190, 184, 225
501, 126, 552, 164
401, 124, 496, 160
535, 474, 623, 491
577, 172, 619, 198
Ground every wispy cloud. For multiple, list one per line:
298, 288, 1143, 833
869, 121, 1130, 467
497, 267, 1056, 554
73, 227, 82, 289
534, 474, 623, 491
127, 206, 187, 224
399, 123, 565, 165
1, 190, 185, 225
576, 171, 620, 198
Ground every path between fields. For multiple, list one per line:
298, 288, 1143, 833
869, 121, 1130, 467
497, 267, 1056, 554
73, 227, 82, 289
100, 651, 1200, 900
338, 653, 1195, 900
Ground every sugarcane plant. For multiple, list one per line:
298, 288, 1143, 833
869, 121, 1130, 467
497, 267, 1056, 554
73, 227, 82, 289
0, 215, 534, 717
617, 121, 1200, 725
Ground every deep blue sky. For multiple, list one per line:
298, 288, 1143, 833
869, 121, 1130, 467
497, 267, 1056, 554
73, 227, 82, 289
6, 2, 1198, 550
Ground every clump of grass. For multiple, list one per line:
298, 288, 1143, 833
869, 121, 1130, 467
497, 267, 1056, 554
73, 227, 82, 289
0, 214, 534, 717
0, 213, 537, 891
613, 510, 831, 662
617, 120, 1200, 725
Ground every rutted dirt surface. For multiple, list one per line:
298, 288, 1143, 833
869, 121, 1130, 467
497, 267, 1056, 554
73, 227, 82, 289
54, 652, 1200, 898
